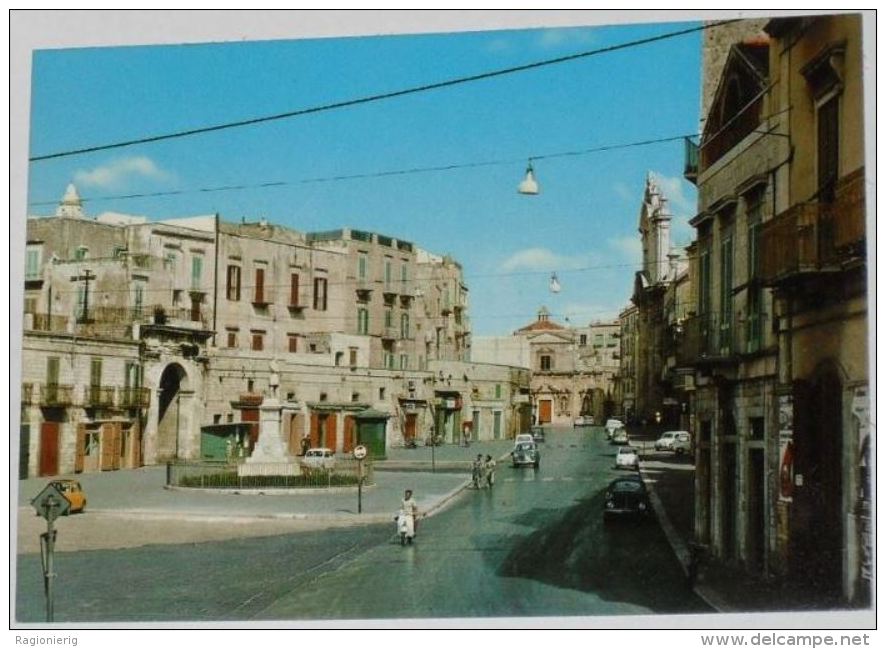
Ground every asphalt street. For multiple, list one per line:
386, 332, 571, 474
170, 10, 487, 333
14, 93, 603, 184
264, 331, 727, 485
16, 427, 710, 623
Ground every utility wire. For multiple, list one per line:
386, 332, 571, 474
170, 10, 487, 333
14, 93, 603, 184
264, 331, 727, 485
28, 19, 735, 162
28, 132, 698, 208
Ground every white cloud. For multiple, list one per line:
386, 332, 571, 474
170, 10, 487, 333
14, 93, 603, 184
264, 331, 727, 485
650, 172, 696, 217
74, 156, 171, 189
613, 182, 634, 202
535, 28, 596, 49
607, 236, 642, 263
500, 247, 598, 272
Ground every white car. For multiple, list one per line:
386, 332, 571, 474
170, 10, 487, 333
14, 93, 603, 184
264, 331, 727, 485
615, 445, 639, 470
515, 433, 534, 446
300, 447, 336, 470
654, 431, 679, 451
671, 432, 692, 455
605, 418, 624, 438
655, 431, 690, 452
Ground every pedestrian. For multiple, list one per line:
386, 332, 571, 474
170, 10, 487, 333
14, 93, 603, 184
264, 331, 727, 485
401, 488, 419, 541
300, 436, 310, 457
472, 454, 485, 489
485, 454, 496, 488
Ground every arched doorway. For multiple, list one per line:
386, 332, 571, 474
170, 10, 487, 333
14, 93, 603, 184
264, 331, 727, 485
791, 366, 844, 595
156, 363, 189, 461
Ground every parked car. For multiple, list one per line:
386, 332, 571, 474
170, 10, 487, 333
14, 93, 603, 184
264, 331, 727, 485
655, 430, 691, 452
605, 418, 624, 439
615, 445, 639, 470
515, 433, 534, 446
654, 431, 679, 451
671, 432, 692, 455
531, 426, 546, 443
300, 447, 336, 470
610, 428, 629, 445
603, 475, 650, 521
49, 479, 86, 514
573, 415, 594, 427
511, 442, 540, 468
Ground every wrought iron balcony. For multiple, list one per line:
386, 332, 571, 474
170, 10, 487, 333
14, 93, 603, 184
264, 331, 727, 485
84, 385, 116, 407
40, 383, 75, 406
676, 313, 737, 367
760, 171, 866, 286
119, 386, 151, 408
683, 137, 699, 183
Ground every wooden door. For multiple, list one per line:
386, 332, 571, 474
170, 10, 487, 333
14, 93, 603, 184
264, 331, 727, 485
404, 414, 417, 442
539, 400, 552, 424
310, 413, 320, 448
39, 422, 60, 476
241, 408, 259, 451
101, 423, 115, 471
75, 424, 86, 473
326, 413, 338, 451
343, 416, 355, 453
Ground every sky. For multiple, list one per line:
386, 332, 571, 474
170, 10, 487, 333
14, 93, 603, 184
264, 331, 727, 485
24, 15, 702, 336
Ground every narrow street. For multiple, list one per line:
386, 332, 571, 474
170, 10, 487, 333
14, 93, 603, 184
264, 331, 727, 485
16, 427, 710, 622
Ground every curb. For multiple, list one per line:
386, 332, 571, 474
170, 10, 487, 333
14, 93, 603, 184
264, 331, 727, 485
637, 462, 729, 613
70, 507, 393, 525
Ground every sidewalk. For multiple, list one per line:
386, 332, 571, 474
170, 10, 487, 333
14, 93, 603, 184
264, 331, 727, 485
630, 426, 855, 613
15, 440, 517, 554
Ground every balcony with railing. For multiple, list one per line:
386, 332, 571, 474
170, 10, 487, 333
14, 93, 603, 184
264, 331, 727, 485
676, 313, 737, 367
699, 93, 763, 172
84, 385, 116, 408
381, 326, 398, 341
760, 171, 866, 286
119, 386, 151, 408
26, 313, 70, 332
21, 382, 34, 404
40, 383, 75, 407
684, 137, 699, 183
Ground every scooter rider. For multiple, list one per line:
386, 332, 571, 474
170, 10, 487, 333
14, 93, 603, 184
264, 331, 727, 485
400, 489, 419, 543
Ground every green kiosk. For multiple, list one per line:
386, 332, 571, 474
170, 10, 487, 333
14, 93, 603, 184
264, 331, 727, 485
353, 408, 390, 460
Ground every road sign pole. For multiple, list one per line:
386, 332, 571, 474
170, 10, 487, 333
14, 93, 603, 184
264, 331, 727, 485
46, 516, 55, 622
357, 459, 363, 514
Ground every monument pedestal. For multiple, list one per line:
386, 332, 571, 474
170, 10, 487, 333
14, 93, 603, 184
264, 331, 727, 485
238, 397, 299, 477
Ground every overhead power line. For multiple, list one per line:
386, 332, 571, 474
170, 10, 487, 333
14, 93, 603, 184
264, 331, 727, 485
27, 132, 697, 208
28, 19, 735, 162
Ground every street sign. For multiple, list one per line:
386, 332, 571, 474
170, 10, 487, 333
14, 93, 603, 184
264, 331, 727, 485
353, 445, 367, 460
32, 484, 70, 522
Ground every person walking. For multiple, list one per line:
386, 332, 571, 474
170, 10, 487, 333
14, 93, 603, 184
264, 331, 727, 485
485, 454, 496, 488
472, 454, 485, 489
401, 489, 419, 542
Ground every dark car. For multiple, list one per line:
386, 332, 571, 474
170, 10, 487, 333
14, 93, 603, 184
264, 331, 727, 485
511, 442, 540, 468
531, 426, 545, 443
603, 475, 650, 521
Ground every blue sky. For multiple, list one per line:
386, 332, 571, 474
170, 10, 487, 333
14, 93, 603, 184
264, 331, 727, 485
26, 19, 701, 336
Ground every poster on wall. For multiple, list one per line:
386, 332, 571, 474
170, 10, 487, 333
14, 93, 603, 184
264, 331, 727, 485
778, 394, 794, 502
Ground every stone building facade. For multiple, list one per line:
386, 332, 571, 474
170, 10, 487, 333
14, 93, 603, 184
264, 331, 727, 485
18, 189, 527, 477
682, 14, 869, 604
512, 308, 618, 426
762, 14, 869, 604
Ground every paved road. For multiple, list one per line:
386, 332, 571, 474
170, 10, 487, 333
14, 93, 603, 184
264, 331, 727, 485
15, 427, 710, 623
